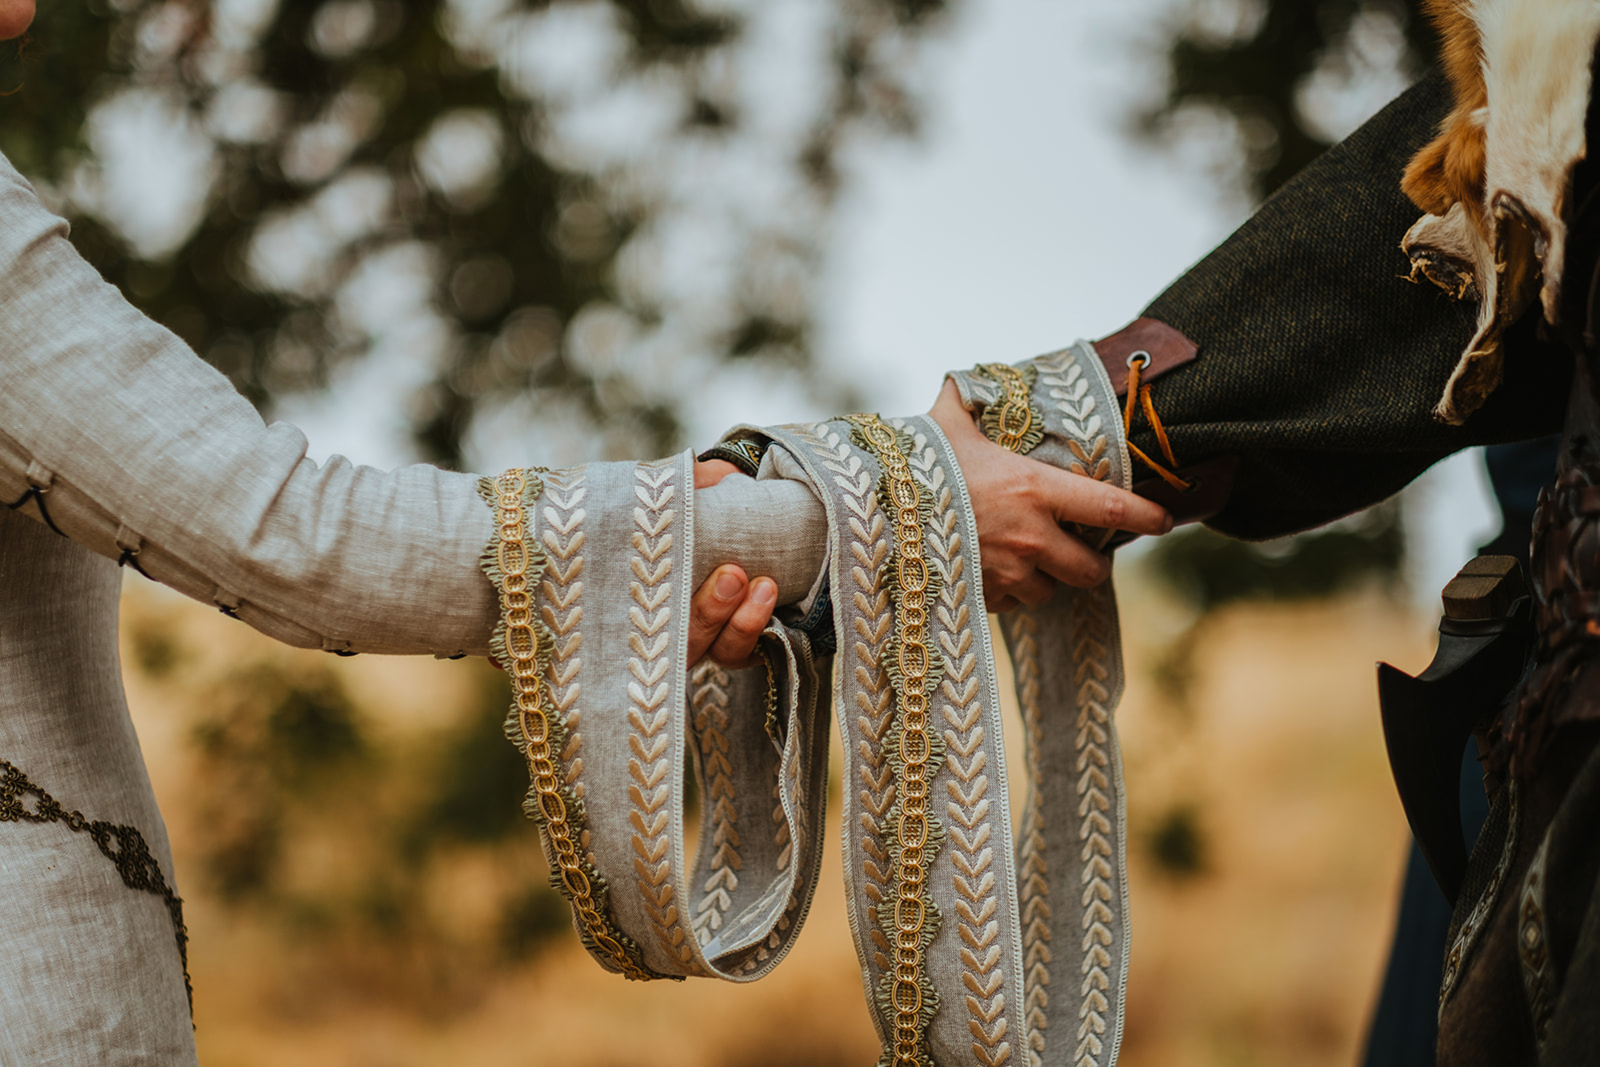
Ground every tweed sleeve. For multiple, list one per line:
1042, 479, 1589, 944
1129, 73, 1571, 541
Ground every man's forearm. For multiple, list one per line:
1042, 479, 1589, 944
1127, 72, 1570, 540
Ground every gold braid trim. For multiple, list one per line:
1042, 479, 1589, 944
975, 363, 1045, 456
479, 469, 659, 982
848, 414, 947, 1067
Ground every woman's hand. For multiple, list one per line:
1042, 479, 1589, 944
687, 460, 777, 668
929, 379, 1172, 612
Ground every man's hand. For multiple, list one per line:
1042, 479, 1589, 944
930, 379, 1172, 612
688, 459, 778, 668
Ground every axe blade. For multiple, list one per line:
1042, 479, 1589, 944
1377, 660, 1474, 905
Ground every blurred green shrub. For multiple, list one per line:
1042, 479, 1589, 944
1143, 501, 1404, 613
415, 672, 524, 846
1146, 802, 1208, 881
499, 884, 572, 962
190, 663, 372, 900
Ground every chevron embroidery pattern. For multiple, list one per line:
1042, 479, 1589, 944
1039, 350, 1109, 482
689, 662, 740, 947
909, 431, 1014, 1067
801, 422, 897, 974
626, 460, 698, 973
540, 471, 589, 807
1072, 585, 1118, 1067
1011, 611, 1051, 1067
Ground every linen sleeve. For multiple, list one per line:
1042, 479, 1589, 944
0, 154, 828, 657
1124, 72, 1572, 541
0, 153, 502, 655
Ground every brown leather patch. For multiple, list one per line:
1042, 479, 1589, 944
1104, 455, 1238, 548
1094, 317, 1199, 395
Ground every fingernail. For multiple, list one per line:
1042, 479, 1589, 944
752, 579, 777, 606
715, 570, 743, 600
1162, 513, 1174, 534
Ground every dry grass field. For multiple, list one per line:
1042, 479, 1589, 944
120, 574, 1436, 1067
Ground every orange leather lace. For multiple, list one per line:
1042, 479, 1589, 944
1122, 354, 1190, 491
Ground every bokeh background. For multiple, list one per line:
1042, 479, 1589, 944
4, 0, 1512, 1063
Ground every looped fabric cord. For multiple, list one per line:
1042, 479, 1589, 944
1121, 350, 1190, 491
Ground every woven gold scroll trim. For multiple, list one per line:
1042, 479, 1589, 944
847, 414, 947, 1067
975, 363, 1044, 456
480, 468, 658, 983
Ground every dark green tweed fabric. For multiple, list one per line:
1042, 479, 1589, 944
1135, 73, 1572, 541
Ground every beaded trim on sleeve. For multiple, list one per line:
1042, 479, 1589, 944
846, 414, 948, 1067
478, 469, 660, 981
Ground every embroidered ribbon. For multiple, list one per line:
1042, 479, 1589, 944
482, 341, 1134, 1065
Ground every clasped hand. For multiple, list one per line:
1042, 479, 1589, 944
688, 379, 1172, 668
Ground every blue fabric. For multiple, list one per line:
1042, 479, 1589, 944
1362, 743, 1491, 1067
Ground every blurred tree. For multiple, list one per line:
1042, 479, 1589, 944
1144, 0, 1438, 200
2, 0, 955, 468
190, 662, 371, 901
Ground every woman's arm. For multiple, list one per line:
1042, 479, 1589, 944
0, 153, 815, 659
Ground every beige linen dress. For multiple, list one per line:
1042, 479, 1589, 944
0, 151, 822, 1063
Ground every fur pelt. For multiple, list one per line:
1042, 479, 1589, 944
1400, 0, 1600, 424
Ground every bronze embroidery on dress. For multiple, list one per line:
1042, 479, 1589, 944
0, 759, 193, 1013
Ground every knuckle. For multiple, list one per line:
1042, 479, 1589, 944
1020, 466, 1048, 506
989, 560, 1028, 594
729, 606, 772, 640
1100, 492, 1126, 529
1065, 553, 1110, 588
1010, 529, 1045, 560
689, 599, 727, 634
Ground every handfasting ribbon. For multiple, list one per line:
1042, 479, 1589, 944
949, 343, 1135, 1066
478, 459, 830, 982
481, 340, 1134, 1066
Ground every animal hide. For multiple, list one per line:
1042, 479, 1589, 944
1401, 0, 1600, 424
